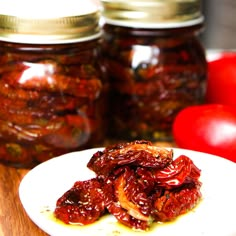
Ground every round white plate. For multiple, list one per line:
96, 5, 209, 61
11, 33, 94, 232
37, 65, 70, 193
19, 147, 236, 236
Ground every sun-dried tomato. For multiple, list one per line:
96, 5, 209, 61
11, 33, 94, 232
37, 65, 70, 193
54, 141, 202, 231
152, 155, 201, 188
152, 182, 202, 222
55, 178, 105, 225
103, 166, 153, 230
3, 73, 102, 99
87, 140, 173, 177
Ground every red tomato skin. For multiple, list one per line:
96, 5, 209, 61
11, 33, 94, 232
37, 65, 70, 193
172, 104, 236, 163
206, 54, 236, 106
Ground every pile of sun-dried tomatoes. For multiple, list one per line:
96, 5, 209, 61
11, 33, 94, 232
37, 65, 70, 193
54, 140, 202, 231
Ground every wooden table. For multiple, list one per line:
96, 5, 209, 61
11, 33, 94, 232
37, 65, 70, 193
0, 142, 173, 236
0, 164, 48, 236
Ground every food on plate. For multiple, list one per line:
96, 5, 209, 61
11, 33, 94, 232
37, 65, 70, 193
54, 140, 202, 231
173, 104, 236, 163
54, 178, 105, 225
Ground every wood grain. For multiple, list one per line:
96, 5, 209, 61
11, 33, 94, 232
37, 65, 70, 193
0, 164, 48, 236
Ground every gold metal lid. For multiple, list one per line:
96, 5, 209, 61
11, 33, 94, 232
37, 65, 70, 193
0, 0, 101, 44
101, 0, 204, 28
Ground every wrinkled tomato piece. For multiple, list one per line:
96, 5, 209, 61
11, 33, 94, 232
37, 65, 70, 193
136, 154, 201, 190
87, 140, 173, 177
153, 155, 201, 188
54, 178, 105, 225
103, 167, 153, 230
152, 182, 202, 222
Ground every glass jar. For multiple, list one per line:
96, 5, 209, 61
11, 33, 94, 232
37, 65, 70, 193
0, 0, 108, 167
101, 0, 207, 142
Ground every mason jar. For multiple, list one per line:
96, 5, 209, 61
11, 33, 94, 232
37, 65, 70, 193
0, 0, 108, 167
101, 0, 207, 142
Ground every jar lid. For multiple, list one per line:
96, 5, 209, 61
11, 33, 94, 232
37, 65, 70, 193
101, 0, 204, 28
0, 0, 101, 44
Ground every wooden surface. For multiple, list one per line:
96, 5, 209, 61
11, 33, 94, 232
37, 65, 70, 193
0, 164, 48, 236
0, 142, 174, 236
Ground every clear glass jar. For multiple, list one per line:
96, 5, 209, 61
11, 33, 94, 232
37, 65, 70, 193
101, 0, 207, 142
0, 0, 108, 167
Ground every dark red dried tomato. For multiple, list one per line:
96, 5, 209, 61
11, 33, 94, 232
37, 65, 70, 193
153, 155, 201, 188
152, 182, 202, 222
54, 141, 202, 231
87, 140, 173, 177
54, 178, 105, 225
103, 166, 152, 230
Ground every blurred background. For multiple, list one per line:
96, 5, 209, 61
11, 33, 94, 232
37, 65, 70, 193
201, 0, 236, 49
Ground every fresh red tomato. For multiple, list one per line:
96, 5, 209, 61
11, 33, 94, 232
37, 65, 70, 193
172, 104, 236, 163
206, 53, 236, 106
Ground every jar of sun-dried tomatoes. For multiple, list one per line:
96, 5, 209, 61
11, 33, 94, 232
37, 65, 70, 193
0, 0, 108, 167
101, 0, 207, 142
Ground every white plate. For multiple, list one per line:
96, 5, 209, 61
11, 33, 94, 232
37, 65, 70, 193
19, 148, 236, 236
